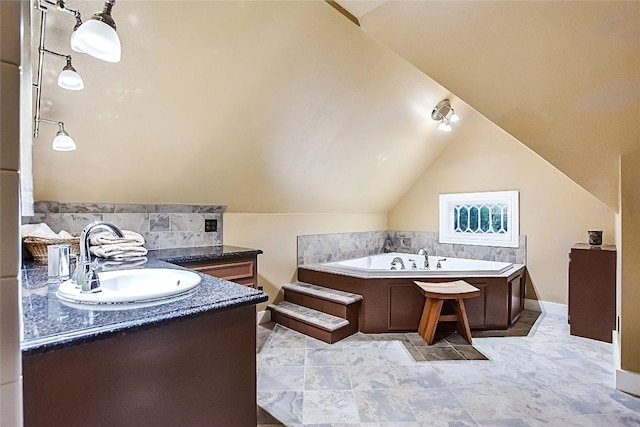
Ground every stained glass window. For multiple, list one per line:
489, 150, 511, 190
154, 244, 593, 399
440, 191, 519, 247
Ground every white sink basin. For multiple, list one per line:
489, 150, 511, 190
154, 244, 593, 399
56, 268, 202, 308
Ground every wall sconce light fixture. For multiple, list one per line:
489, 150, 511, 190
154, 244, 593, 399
33, 0, 122, 151
432, 99, 459, 132
71, 0, 121, 63
57, 57, 84, 90
36, 119, 77, 151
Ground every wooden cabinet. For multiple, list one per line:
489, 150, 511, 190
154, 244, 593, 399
178, 254, 259, 288
23, 305, 259, 426
569, 243, 616, 343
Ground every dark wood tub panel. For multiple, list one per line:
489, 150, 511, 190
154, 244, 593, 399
298, 266, 526, 333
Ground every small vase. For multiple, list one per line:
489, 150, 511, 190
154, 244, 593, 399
588, 230, 603, 246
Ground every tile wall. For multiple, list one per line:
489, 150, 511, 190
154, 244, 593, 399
23, 201, 226, 251
1, 1, 24, 424
298, 230, 526, 265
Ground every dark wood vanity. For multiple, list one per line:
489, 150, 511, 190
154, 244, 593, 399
21, 248, 267, 427
176, 253, 259, 288
23, 305, 257, 426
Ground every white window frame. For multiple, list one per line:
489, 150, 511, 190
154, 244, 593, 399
439, 190, 520, 248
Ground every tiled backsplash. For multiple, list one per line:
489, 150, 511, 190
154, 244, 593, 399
298, 230, 526, 265
23, 201, 225, 250
297, 231, 389, 265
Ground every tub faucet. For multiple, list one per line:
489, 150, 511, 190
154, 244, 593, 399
72, 221, 125, 293
436, 258, 447, 269
390, 257, 405, 270
417, 248, 429, 269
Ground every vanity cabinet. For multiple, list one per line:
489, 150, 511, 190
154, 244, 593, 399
23, 305, 258, 427
177, 254, 259, 288
568, 243, 616, 343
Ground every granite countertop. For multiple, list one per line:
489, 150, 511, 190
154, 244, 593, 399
21, 246, 268, 356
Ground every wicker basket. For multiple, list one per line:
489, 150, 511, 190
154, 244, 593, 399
23, 233, 81, 262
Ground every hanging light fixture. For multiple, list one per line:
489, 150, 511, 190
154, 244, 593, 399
71, 0, 121, 63
33, 0, 123, 152
57, 57, 84, 90
432, 99, 459, 132
36, 118, 77, 152
52, 122, 77, 151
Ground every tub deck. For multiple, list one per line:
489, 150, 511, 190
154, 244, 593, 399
297, 264, 526, 333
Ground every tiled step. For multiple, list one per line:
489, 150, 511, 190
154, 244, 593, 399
282, 281, 362, 322
267, 301, 357, 344
282, 282, 362, 305
268, 301, 348, 331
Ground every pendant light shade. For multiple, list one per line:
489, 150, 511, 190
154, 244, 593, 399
70, 30, 86, 53
52, 124, 77, 151
57, 59, 84, 90
71, 2, 121, 62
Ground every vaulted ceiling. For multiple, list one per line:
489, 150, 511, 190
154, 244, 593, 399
33, 0, 480, 213
341, 0, 640, 211
32, 1, 639, 213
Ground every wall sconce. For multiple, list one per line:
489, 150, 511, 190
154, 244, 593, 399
57, 57, 84, 90
33, 0, 122, 151
36, 119, 77, 151
71, 0, 121, 63
432, 99, 459, 132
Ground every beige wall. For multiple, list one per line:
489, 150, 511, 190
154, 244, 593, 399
224, 213, 387, 310
388, 119, 616, 305
620, 153, 640, 373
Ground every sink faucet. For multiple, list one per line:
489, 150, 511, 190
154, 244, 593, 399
73, 221, 124, 293
390, 257, 405, 270
417, 248, 429, 269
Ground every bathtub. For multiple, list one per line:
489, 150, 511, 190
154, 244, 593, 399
298, 252, 526, 332
322, 252, 513, 278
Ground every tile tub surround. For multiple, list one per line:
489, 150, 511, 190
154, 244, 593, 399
22, 201, 225, 250
21, 246, 267, 355
298, 230, 526, 265
256, 313, 640, 426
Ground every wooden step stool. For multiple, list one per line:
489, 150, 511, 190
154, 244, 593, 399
413, 280, 480, 345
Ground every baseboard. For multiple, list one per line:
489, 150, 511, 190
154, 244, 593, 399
613, 330, 640, 397
616, 368, 640, 397
613, 330, 621, 369
524, 298, 568, 316
257, 309, 271, 324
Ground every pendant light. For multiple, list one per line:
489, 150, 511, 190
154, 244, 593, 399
70, 0, 121, 62
57, 57, 84, 90
52, 122, 77, 152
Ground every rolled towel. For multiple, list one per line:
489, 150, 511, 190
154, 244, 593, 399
89, 230, 145, 246
90, 244, 148, 259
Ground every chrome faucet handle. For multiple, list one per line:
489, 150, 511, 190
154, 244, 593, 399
390, 257, 406, 270
408, 259, 417, 270
75, 221, 124, 293
436, 258, 447, 269
417, 248, 429, 269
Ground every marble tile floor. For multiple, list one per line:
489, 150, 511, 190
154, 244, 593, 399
256, 311, 640, 427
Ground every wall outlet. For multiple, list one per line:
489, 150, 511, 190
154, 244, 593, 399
204, 219, 217, 233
